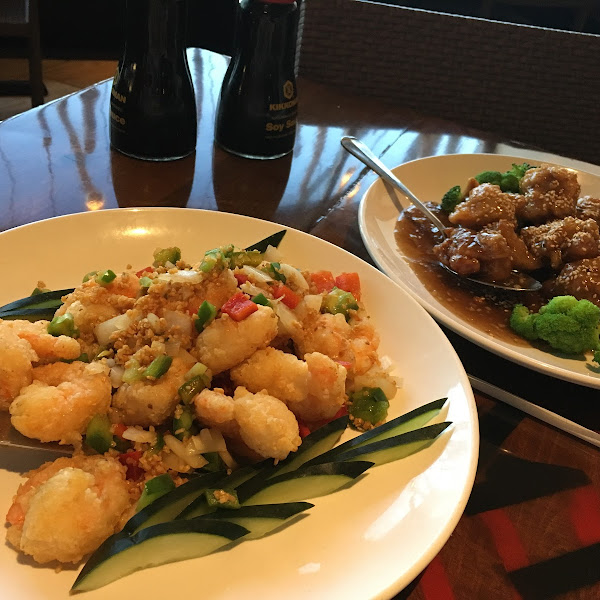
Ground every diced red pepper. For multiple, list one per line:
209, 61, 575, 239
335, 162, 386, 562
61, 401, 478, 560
234, 272, 249, 286
335, 272, 361, 301
118, 450, 144, 480
272, 283, 301, 309
221, 292, 258, 321
113, 423, 128, 440
310, 271, 336, 293
136, 266, 154, 278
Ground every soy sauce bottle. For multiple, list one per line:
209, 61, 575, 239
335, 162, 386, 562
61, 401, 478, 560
215, 0, 299, 160
110, 0, 197, 161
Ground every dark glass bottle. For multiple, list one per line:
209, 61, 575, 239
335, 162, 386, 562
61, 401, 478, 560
110, 0, 197, 161
215, 0, 299, 160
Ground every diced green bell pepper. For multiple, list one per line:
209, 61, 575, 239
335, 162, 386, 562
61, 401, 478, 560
47, 313, 79, 338
349, 387, 389, 427
85, 414, 113, 454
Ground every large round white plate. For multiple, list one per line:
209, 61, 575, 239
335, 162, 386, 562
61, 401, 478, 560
0, 208, 477, 600
359, 153, 600, 389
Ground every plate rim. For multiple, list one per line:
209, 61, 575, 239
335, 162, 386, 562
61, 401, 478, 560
358, 152, 600, 390
0, 207, 479, 600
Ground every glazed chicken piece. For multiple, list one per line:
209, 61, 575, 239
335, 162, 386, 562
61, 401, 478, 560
516, 165, 579, 224
544, 257, 600, 306
433, 226, 512, 282
449, 183, 524, 229
486, 220, 542, 272
576, 196, 600, 225
520, 216, 600, 269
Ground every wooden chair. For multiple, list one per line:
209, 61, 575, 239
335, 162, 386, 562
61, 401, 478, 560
0, 0, 45, 107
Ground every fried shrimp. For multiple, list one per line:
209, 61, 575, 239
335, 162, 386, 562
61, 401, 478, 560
5, 455, 134, 564
0, 327, 37, 409
110, 355, 194, 427
10, 362, 111, 445
193, 387, 301, 460
194, 305, 278, 374
230, 348, 347, 421
0, 319, 81, 363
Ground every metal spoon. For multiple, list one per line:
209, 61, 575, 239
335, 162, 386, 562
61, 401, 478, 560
341, 136, 542, 293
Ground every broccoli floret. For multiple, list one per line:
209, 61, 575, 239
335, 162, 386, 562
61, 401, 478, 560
510, 296, 600, 355
474, 163, 534, 193
441, 185, 463, 213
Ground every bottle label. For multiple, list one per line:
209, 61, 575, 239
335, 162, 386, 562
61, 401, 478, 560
265, 79, 298, 139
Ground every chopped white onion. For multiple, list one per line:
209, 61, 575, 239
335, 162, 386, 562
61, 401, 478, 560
122, 427, 157, 444
157, 270, 203, 285
109, 366, 125, 388
164, 434, 208, 469
242, 265, 273, 284
146, 313, 160, 329
263, 244, 282, 263
164, 310, 192, 337
272, 299, 300, 336
218, 448, 238, 470
240, 281, 265, 298
164, 339, 181, 357
302, 294, 323, 313
191, 428, 226, 453
279, 263, 309, 292
94, 313, 132, 346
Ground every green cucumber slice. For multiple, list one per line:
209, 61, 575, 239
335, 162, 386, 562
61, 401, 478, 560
123, 470, 226, 535
71, 519, 248, 593
0, 288, 74, 320
201, 502, 313, 539
244, 230, 286, 252
333, 422, 452, 466
238, 461, 373, 506
305, 398, 448, 466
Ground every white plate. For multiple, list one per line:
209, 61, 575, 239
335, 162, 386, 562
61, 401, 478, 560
359, 153, 600, 389
0, 208, 477, 600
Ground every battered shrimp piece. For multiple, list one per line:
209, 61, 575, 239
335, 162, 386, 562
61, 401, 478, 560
193, 387, 301, 460
234, 388, 301, 461
194, 305, 278, 374
287, 353, 347, 422
5, 455, 134, 564
292, 312, 353, 363
230, 347, 309, 404
110, 355, 194, 427
0, 327, 37, 409
0, 319, 81, 363
230, 348, 347, 421
10, 361, 111, 445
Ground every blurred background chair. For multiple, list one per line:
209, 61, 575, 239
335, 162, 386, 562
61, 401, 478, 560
0, 0, 45, 107
299, 0, 600, 164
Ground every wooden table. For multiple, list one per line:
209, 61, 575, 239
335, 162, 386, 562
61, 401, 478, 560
1, 48, 599, 600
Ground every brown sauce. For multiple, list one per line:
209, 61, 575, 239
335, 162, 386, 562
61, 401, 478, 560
394, 213, 544, 346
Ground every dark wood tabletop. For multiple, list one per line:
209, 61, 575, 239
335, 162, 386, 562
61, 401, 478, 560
1, 48, 599, 600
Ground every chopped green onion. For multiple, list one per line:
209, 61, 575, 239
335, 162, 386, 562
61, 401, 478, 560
185, 362, 210, 381
122, 359, 144, 384
201, 452, 226, 473
251, 293, 271, 306
153, 247, 181, 267
82, 270, 99, 283
267, 262, 287, 283
95, 269, 117, 286
142, 355, 172, 379
47, 313, 79, 338
136, 474, 176, 511
195, 301, 217, 332
139, 276, 153, 288
178, 375, 208, 404
173, 406, 196, 440
149, 431, 164, 454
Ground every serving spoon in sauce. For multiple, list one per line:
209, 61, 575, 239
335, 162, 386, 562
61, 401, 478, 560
341, 136, 542, 293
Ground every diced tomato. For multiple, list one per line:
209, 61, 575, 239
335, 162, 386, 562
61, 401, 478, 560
118, 450, 144, 480
310, 271, 335, 293
272, 283, 301, 309
221, 292, 258, 321
234, 272, 249, 286
335, 272, 361, 301
135, 266, 154, 278
297, 420, 311, 439
113, 423, 128, 440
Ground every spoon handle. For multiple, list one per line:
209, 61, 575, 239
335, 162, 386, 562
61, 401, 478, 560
341, 136, 447, 234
